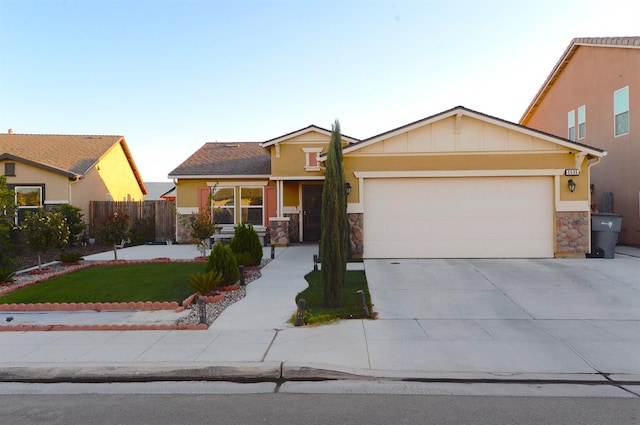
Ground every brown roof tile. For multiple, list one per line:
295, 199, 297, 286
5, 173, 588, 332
169, 142, 271, 177
0, 133, 146, 193
0, 133, 123, 175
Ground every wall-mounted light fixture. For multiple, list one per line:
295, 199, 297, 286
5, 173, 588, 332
568, 179, 576, 193
345, 182, 352, 196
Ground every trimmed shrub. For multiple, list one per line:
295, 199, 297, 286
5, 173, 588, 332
234, 252, 253, 267
59, 252, 84, 263
205, 242, 239, 286
229, 222, 263, 266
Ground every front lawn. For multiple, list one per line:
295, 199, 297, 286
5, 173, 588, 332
294, 269, 373, 324
0, 262, 205, 304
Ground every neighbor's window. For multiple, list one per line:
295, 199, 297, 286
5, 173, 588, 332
4, 162, 15, 176
614, 86, 629, 136
240, 187, 264, 226
212, 187, 235, 225
567, 110, 575, 141
16, 186, 42, 208
15, 186, 42, 224
303, 147, 323, 171
578, 105, 586, 139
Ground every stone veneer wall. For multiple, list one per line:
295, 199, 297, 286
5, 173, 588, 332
555, 211, 590, 257
349, 213, 364, 258
285, 213, 300, 243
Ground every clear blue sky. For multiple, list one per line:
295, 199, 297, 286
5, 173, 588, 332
1, 0, 638, 182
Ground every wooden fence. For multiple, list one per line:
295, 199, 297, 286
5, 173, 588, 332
89, 201, 176, 244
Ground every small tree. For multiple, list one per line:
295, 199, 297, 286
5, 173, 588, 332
52, 204, 86, 245
321, 120, 348, 308
20, 208, 70, 269
205, 242, 240, 287
95, 211, 130, 260
188, 209, 216, 257
229, 222, 263, 266
0, 176, 17, 270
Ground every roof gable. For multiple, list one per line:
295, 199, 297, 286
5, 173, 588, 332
0, 133, 147, 193
520, 36, 640, 124
169, 142, 271, 177
261, 125, 360, 147
342, 106, 605, 158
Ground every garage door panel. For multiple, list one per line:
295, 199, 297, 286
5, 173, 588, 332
364, 177, 553, 258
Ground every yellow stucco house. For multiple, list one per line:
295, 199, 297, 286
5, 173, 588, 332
169, 106, 605, 258
0, 132, 146, 225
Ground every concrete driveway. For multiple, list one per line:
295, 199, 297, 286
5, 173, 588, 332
364, 254, 640, 376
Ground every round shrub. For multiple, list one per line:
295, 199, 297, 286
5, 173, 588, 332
205, 242, 240, 286
229, 222, 263, 266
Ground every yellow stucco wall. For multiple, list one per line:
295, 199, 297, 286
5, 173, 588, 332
96, 144, 144, 202
343, 115, 591, 205
2, 160, 70, 203
270, 131, 332, 177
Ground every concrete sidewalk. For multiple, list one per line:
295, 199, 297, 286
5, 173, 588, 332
0, 244, 639, 387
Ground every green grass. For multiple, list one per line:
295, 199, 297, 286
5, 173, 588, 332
293, 269, 373, 324
0, 263, 206, 304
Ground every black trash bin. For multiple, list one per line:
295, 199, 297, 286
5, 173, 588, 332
590, 213, 622, 259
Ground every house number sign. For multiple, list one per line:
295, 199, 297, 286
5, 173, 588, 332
565, 169, 580, 176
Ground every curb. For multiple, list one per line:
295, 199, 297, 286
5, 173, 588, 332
0, 362, 638, 386
0, 323, 208, 332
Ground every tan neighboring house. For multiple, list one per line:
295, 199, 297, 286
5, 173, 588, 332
0, 132, 146, 224
521, 37, 640, 246
170, 106, 605, 258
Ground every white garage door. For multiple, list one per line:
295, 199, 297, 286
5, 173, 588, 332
364, 177, 553, 258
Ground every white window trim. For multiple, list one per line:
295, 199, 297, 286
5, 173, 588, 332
240, 186, 265, 226
578, 105, 586, 139
614, 86, 630, 137
303, 147, 323, 171
567, 110, 576, 141
212, 187, 236, 226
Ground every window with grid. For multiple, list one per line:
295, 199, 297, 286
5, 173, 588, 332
614, 86, 630, 136
578, 105, 586, 139
212, 187, 235, 225
567, 110, 575, 141
240, 187, 263, 226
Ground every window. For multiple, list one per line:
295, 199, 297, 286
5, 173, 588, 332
15, 186, 42, 224
614, 86, 630, 136
567, 110, 575, 141
240, 187, 264, 226
16, 186, 42, 208
4, 162, 15, 176
303, 147, 323, 171
578, 105, 586, 139
212, 187, 235, 224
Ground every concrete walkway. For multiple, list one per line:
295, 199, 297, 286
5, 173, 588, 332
0, 244, 639, 388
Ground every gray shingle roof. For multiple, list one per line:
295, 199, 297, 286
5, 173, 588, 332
169, 142, 271, 177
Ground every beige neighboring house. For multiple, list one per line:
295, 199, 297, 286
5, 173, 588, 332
170, 106, 605, 258
0, 132, 146, 224
521, 37, 640, 246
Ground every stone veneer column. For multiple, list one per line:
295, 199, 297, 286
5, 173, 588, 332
175, 214, 194, 243
284, 213, 300, 243
348, 213, 364, 258
555, 211, 590, 257
269, 217, 290, 246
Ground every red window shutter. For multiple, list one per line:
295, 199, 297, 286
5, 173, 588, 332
308, 152, 318, 167
198, 186, 211, 213
265, 186, 277, 226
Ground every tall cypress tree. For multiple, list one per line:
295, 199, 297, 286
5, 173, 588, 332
321, 120, 348, 307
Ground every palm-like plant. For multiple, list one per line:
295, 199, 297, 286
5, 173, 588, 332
188, 270, 224, 295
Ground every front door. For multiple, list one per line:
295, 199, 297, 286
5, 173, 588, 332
302, 185, 322, 242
